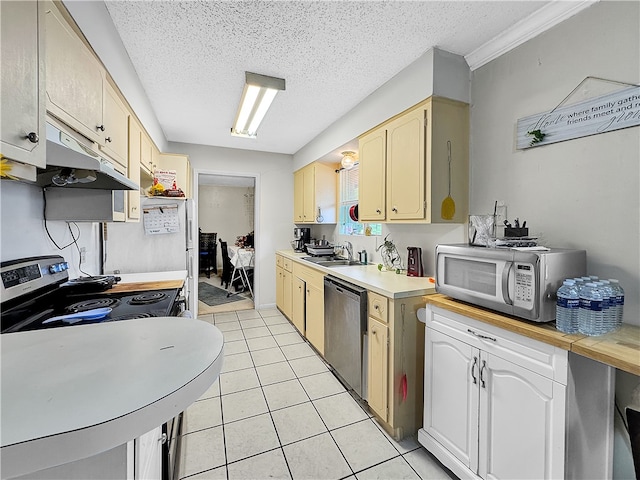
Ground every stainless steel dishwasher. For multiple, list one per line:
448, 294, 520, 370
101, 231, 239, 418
324, 275, 368, 399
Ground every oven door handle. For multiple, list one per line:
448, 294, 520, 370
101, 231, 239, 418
502, 261, 513, 305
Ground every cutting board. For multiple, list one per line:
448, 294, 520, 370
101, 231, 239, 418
107, 280, 184, 294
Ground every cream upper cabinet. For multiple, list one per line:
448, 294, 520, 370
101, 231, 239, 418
101, 82, 129, 168
293, 162, 337, 224
45, 0, 105, 145
140, 132, 154, 177
293, 169, 305, 223
1, 0, 45, 171
157, 153, 191, 198
358, 127, 386, 221
127, 117, 142, 221
358, 97, 469, 223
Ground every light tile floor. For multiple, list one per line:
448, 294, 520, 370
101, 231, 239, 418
179, 308, 456, 480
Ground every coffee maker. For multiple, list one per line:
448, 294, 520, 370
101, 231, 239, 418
293, 227, 311, 252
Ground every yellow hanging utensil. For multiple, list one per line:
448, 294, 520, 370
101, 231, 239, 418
441, 140, 455, 220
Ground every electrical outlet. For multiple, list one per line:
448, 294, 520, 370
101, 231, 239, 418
80, 247, 86, 264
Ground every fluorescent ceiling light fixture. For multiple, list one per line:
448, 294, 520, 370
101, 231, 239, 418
231, 72, 285, 138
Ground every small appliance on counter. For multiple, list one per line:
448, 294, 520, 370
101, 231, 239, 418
293, 227, 311, 252
407, 247, 424, 277
435, 244, 586, 322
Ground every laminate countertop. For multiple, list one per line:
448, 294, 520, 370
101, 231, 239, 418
425, 294, 640, 376
0, 317, 224, 478
277, 250, 436, 299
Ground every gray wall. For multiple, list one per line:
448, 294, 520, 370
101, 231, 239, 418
469, 2, 639, 477
170, 142, 294, 309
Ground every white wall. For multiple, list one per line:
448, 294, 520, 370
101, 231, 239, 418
170, 142, 293, 309
0, 181, 101, 277
469, 2, 639, 477
198, 185, 254, 271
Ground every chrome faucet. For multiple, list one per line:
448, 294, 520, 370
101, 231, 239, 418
343, 241, 353, 261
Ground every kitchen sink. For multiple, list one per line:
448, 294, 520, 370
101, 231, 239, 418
302, 257, 363, 267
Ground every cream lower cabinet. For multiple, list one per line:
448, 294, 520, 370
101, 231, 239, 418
367, 292, 425, 440
358, 96, 469, 224
418, 305, 615, 480
292, 262, 325, 355
275, 255, 293, 321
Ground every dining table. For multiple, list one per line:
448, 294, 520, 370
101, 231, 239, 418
227, 245, 255, 299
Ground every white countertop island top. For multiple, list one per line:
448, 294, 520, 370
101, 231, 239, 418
0, 317, 223, 478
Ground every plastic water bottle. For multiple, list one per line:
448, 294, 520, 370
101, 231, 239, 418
608, 279, 624, 328
556, 280, 580, 333
598, 280, 615, 333
579, 282, 605, 336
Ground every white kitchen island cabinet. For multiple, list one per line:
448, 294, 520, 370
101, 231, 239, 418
418, 304, 615, 480
1, 317, 224, 479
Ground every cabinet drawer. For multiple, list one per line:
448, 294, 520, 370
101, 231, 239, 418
293, 262, 324, 288
426, 305, 568, 384
283, 257, 293, 273
276, 254, 283, 268
368, 292, 388, 323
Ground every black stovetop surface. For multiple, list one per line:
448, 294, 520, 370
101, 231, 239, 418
1, 287, 180, 333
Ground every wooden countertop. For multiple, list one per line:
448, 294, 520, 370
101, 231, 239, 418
425, 294, 640, 376
0, 318, 224, 478
108, 279, 184, 294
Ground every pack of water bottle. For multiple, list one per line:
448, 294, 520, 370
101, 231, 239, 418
555, 276, 624, 336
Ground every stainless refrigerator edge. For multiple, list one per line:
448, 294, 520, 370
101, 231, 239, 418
103, 197, 196, 315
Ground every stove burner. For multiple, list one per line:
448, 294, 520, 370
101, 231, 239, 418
129, 292, 168, 305
66, 298, 121, 313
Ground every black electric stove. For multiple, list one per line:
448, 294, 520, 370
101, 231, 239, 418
1, 255, 181, 333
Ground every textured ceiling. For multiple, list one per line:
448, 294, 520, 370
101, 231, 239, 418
104, 0, 548, 155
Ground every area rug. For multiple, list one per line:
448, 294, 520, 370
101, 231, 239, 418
198, 282, 249, 306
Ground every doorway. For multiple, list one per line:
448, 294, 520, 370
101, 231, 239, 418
195, 172, 258, 315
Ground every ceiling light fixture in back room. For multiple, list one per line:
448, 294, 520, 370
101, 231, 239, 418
231, 72, 286, 139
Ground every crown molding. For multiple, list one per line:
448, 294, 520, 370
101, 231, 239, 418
465, 0, 599, 71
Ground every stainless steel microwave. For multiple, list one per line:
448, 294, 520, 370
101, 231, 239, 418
435, 244, 586, 322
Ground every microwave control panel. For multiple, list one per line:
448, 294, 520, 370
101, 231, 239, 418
513, 263, 535, 308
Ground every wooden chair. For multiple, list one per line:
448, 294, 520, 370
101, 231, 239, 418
199, 231, 217, 278
219, 239, 234, 289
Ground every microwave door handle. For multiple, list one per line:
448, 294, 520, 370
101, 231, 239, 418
502, 261, 513, 305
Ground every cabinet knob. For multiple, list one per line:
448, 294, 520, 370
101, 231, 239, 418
376, 209, 381, 214
96, 124, 105, 132
392, 207, 398, 213
374, 305, 379, 311
26, 132, 39, 143
105, 137, 112, 143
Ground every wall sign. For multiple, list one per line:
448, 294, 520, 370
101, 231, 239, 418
516, 85, 640, 149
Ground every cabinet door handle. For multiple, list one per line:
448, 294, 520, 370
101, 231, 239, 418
374, 304, 379, 311
471, 356, 478, 384
392, 207, 398, 213
480, 360, 487, 388
26, 132, 39, 143
97, 124, 105, 132
467, 328, 497, 342
105, 137, 112, 143
376, 209, 381, 214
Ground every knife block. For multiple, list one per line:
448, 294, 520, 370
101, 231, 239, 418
504, 227, 528, 237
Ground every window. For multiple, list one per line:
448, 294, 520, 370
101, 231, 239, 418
339, 165, 382, 236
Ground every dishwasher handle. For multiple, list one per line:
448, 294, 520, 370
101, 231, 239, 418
324, 275, 367, 297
